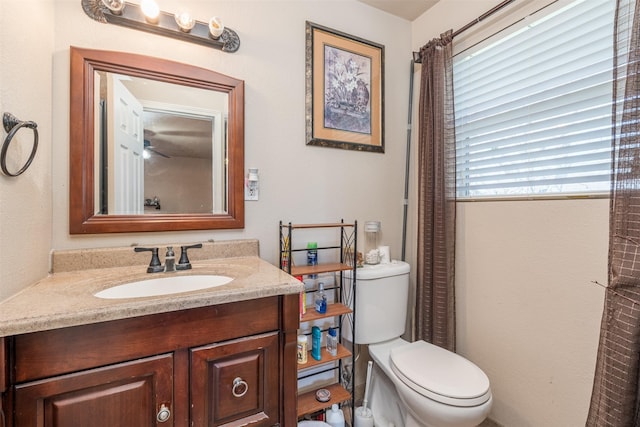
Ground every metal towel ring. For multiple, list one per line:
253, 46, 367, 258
1, 112, 39, 177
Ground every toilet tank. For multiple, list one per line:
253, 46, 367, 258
349, 261, 410, 344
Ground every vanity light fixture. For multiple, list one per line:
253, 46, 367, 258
101, 0, 125, 14
82, 0, 240, 53
140, 0, 160, 23
208, 16, 224, 39
174, 9, 195, 32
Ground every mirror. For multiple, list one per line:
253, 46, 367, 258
95, 73, 227, 215
70, 47, 244, 233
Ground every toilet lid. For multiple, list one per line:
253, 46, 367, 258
390, 340, 491, 407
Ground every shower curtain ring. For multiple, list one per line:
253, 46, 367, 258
1, 112, 39, 177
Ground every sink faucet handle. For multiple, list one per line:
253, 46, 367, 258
177, 243, 203, 270
134, 247, 164, 273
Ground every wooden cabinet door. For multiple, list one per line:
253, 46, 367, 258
14, 354, 173, 427
190, 332, 279, 427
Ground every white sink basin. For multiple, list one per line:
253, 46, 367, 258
94, 275, 233, 299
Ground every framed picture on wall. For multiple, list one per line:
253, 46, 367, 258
305, 21, 385, 153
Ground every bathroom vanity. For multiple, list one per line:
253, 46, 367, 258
0, 241, 301, 427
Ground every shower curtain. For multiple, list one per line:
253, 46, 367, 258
587, 0, 640, 425
415, 31, 457, 352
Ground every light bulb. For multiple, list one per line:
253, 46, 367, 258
208, 16, 225, 39
140, 0, 160, 23
174, 9, 195, 32
101, 0, 125, 14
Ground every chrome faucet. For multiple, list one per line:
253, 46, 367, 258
177, 243, 203, 270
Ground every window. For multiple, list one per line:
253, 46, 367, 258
453, 0, 615, 199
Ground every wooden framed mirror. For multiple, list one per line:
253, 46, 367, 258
69, 47, 244, 233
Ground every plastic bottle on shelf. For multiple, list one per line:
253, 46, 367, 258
314, 282, 327, 314
326, 404, 345, 427
326, 327, 338, 356
307, 241, 318, 279
311, 326, 322, 361
297, 335, 308, 364
307, 241, 318, 266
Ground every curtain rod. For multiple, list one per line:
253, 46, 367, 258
413, 0, 517, 63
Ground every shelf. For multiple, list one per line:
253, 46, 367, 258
298, 343, 351, 371
280, 220, 356, 421
297, 383, 352, 417
291, 263, 353, 277
282, 223, 355, 229
301, 303, 352, 322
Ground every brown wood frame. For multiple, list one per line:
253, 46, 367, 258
69, 46, 245, 233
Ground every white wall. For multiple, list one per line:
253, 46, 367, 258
51, 0, 412, 267
411, 1, 607, 425
0, 0, 54, 301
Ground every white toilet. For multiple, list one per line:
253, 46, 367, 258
353, 261, 492, 427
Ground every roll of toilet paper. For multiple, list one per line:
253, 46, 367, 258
378, 246, 390, 264
354, 407, 374, 427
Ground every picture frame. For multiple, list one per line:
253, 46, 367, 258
305, 21, 385, 153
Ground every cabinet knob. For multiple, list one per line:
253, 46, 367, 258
157, 404, 171, 423
232, 377, 248, 398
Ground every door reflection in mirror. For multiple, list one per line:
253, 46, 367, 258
95, 71, 228, 215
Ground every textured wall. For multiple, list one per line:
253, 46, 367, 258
0, 0, 54, 301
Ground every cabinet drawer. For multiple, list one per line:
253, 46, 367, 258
13, 297, 279, 382
190, 332, 279, 427
14, 353, 173, 427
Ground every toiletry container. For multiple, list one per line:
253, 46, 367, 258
326, 327, 338, 356
364, 221, 381, 265
307, 242, 318, 266
311, 326, 322, 361
307, 241, 318, 278
315, 282, 327, 314
326, 404, 345, 427
298, 335, 308, 364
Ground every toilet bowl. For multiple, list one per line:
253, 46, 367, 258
369, 337, 492, 427
298, 421, 331, 427
350, 261, 493, 427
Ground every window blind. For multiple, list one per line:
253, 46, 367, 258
453, 0, 615, 199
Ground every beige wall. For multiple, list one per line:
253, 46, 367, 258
0, 0, 54, 301
411, 1, 607, 425
456, 199, 606, 426
1, 1, 411, 296
50, 0, 412, 265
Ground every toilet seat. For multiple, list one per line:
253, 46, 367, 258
390, 340, 491, 407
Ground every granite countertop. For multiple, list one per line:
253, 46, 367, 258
0, 253, 302, 337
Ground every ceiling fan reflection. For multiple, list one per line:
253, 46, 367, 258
143, 139, 170, 159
